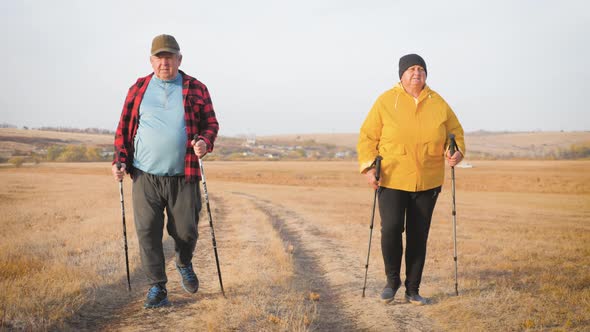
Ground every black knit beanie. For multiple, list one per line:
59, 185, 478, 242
398, 54, 427, 79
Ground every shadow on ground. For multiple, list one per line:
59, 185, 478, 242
54, 238, 176, 331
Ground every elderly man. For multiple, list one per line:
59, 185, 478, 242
112, 34, 219, 308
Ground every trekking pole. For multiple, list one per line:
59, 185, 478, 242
195, 136, 226, 297
449, 134, 459, 296
116, 161, 131, 292
362, 155, 383, 298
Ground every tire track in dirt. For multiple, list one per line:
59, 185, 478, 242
235, 192, 436, 332
233, 191, 357, 331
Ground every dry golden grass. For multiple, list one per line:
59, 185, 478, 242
0, 163, 138, 330
0, 160, 589, 331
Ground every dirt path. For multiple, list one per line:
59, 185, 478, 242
234, 191, 435, 332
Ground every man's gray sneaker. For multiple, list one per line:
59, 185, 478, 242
380, 283, 401, 303
405, 293, 427, 306
144, 284, 169, 308
176, 262, 199, 294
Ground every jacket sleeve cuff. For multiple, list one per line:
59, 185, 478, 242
197, 136, 213, 152
445, 145, 464, 156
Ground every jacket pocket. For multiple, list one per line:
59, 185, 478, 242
187, 95, 205, 107
381, 143, 406, 155
187, 96, 205, 119
426, 142, 444, 157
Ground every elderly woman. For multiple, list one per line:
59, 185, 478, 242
357, 54, 465, 305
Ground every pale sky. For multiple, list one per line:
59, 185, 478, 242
1, 0, 588, 136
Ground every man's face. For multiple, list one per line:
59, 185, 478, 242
400, 65, 426, 90
150, 52, 182, 80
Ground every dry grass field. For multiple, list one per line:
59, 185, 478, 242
0, 159, 589, 331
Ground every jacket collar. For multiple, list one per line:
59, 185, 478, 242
395, 82, 432, 102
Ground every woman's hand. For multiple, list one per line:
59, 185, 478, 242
445, 150, 463, 167
365, 168, 379, 190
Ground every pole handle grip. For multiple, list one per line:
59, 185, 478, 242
449, 134, 457, 156
374, 156, 383, 182
116, 151, 125, 170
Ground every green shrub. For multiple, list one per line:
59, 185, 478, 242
85, 147, 103, 161
46, 146, 65, 161
8, 156, 25, 167
57, 146, 87, 162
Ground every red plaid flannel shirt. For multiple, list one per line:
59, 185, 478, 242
113, 70, 219, 182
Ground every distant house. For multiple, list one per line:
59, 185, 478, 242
333, 152, 345, 158
101, 149, 115, 159
456, 162, 473, 168
245, 135, 256, 146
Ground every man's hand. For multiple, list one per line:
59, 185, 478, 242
445, 150, 463, 167
112, 163, 126, 182
192, 138, 207, 158
364, 168, 379, 190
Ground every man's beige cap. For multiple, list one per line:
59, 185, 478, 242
151, 34, 180, 55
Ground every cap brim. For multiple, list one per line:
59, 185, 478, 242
151, 48, 180, 56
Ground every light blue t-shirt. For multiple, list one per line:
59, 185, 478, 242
133, 74, 186, 176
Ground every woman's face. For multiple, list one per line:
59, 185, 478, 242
400, 65, 426, 90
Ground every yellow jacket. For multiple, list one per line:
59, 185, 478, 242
357, 83, 465, 192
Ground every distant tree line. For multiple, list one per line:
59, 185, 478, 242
556, 143, 590, 159
1, 123, 114, 134
0, 123, 18, 128
35, 126, 115, 135
0, 122, 115, 135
